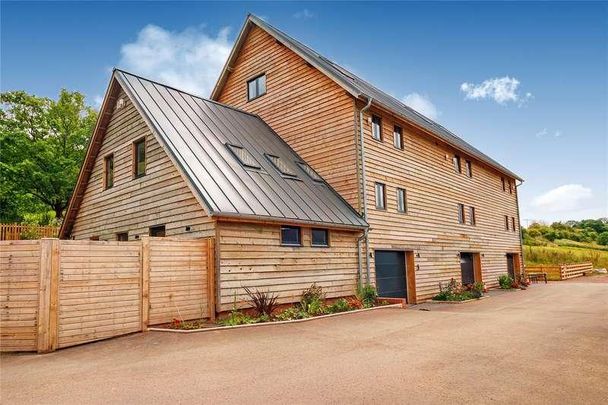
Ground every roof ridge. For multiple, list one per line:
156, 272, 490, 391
113, 68, 261, 119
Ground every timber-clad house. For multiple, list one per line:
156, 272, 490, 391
61, 14, 523, 310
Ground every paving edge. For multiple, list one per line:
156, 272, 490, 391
148, 303, 404, 334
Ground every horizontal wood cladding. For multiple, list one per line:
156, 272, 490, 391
217, 221, 360, 312
71, 89, 215, 240
215, 26, 360, 207
359, 105, 522, 300
0, 240, 40, 352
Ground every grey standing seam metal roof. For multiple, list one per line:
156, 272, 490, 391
212, 14, 522, 181
116, 70, 367, 229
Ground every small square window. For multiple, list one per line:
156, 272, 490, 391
396, 188, 407, 213
281, 225, 301, 246
375, 182, 386, 210
247, 74, 266, 101
116, 232, 128, 241
266, 154, 297, 177
311, 228, 329, 247
393, 126, 403, 149
371, 115, 382, 140
465, 160, 472, 178
453, 155, 462, 173
468, 206, 476, 226
149, 225, 166, 237
133, 138, 146, 177
227, 143, 261, 169
104, 154, 114, 189
457, 203, 465, 224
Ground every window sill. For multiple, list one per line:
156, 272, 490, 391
281, 243, 302, 247
311, 244, 329, 248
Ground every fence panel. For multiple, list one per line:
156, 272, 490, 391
0, 224, 59, 240
57, 240, 142, 349
560, 262, 593, 280
148, 238, 212, 325
0, 237, 214, 353
0, 240, 41, 351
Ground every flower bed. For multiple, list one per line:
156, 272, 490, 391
163, 283, 393, 331
432, 279, 486, 302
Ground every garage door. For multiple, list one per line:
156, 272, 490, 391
375, 250, 406, 298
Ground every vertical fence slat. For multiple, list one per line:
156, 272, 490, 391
207, 237, 216, 321
141, 237, 150, 331
36, 239, 59, 353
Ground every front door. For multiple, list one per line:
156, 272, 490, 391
375, 251, 407, 298
506, 253, 515, 279
460, 252, 475, 285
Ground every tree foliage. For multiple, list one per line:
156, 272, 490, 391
523, 218, 608, 246
0, 90, 97, 222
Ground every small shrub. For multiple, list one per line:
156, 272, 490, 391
346, 296, 364, 309
301, 283, 326, 315
470, 282, 485, 299
218, 310, 254, 326
275, 306, 309, 321
327, 298, 351, 313
243, 286, 279, 316
498, 274, 513, 289
357, 284, 378, 308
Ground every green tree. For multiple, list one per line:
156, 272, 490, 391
0, 90, 97, 221
598, 232, 608, 246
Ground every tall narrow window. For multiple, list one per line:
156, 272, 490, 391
468, 206, 476, 226
501, 177, 506, 191
396, 188, 407, 213
465, 160, 473, 178
511, 217, 516, 232
281, 225, 301, 246
453, 155, 462, 173
133, 138, 146, 177
104, 154, 114, 189
457, 203, 465, 224
393, 126, 403, 149
375, 182, 386, 210
508, 181, 513, 194
371, 115, 382, 140
247, 74, 266, 101
505, 215, 510, 230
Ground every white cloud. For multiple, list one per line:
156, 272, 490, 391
402, 93, 439, 120
293, 9, 314, 19
535, 128, 562, 138
119, 24, 232, 97
460, 76, 532, 105
531, 184, 593, 213
92, 95, 103, 109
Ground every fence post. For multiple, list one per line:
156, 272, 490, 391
36, 238, 59, 353
141, 237, 150, 331
207, 238, 216, 321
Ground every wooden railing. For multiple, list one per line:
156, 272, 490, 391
0, 224, 59, 240
525, 262, 593, 281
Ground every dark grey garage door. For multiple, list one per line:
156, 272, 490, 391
375, 251, 406, 298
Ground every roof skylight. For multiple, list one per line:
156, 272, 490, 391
226, 143, 260, 169
297, 162, 323, 182
265, 154, 297, 178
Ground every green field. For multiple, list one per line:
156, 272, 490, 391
524, 244, 608, 269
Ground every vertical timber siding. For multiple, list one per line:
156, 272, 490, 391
217, 221, 360, 312
215, 26, 360, 207
71, 89, 214, 240
360, 105, 522, 299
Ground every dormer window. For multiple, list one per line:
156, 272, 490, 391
266, 154, 297, 178
226, 143, 260, 169
247, 74, 266, 101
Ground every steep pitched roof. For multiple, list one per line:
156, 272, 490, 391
211, 14, 522, 181
60, 70, 367, 238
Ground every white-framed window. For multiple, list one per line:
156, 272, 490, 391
371, 115, 382, 140
375, 182, 386, 210
393, 126, 403, 149
247, 74, 266, 101
457, 203, 465, 224
453, 155, 462, 173
468, 206, 476, 226
397, 188, 407, 213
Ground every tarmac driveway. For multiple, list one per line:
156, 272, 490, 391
2, 277, 607, 404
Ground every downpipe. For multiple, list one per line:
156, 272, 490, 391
358, 96, 373, 284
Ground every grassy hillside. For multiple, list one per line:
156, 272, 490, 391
524, 244, 608, 269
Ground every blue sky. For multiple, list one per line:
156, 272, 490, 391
2, 1, 607, 224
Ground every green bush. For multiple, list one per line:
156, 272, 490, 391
301, 283, 327, 315
327, 298, 351, 313
275, 306, 309, 321
471, 282, 485, 299
357, 284, 378, 308
218, 310, 255, 326
598, 232, 608, 246
498, 274, 513, 289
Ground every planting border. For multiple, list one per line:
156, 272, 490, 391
429, 296, 489, 305
148, 303, 404, 333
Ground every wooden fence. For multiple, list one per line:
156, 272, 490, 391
0, 224, 59, 241
1, 237, 214, 353
525, 262, 593, 281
